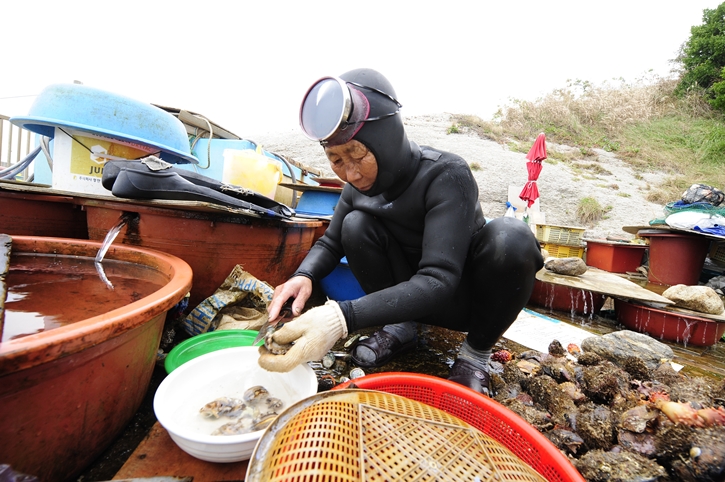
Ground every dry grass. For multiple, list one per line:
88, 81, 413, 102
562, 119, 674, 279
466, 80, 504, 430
577, 197, 611, 225
452, 73, 725, 204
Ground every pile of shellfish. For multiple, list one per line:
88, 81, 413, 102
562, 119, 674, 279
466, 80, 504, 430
490, 341, 725, 481
199, 385, 284, 435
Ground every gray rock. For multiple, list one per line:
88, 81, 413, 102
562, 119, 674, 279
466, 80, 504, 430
580, 330, 674, 371
544, 257, 588, 276
662, 284, 725, 315
706, 275, 725, 294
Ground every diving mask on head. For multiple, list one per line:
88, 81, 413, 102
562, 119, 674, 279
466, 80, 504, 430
299, 76, 402, 146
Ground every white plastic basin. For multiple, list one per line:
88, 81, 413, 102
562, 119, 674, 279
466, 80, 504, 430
153, 345, 318, 462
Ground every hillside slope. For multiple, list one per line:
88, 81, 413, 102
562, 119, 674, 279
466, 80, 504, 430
253, 113, 668, 239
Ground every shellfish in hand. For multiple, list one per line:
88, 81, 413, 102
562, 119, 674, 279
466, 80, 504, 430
264, 324, 293, 355
254, 299, 296, 354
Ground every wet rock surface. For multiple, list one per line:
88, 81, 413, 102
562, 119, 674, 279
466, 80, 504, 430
581, 330, 675, 371
574, 449, 667, 482
492, 338, 725, 481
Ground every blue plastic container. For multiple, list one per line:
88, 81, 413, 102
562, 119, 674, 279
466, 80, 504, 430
295, 191, 341, 216
319, 257, 365, 301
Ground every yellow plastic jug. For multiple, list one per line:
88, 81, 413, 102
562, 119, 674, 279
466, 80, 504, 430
222, 147, 283, 199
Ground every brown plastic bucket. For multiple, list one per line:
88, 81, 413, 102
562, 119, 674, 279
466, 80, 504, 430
0, 236, 192, 481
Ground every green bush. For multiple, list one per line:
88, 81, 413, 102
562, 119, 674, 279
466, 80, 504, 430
677, 2, 725, 111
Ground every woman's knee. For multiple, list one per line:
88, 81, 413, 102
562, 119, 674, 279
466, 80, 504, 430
476, 217, 543, 272
340, 211, 377, 248
341, 210, 373, 232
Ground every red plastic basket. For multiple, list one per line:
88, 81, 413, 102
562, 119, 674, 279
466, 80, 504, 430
335, 372, 584, 482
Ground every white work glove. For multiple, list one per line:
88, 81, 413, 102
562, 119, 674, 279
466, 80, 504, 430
258, 300, 348, 372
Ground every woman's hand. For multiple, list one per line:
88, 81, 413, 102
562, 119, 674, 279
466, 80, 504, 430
258, 301, 348, 372
267, 276, 313, 323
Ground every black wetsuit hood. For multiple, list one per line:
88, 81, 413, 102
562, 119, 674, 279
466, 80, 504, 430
338, 68, 415, 199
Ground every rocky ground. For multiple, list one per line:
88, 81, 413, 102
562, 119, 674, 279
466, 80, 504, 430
252, 113, 669, 240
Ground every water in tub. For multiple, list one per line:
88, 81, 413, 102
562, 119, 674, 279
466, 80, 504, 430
3, 254, 165, 342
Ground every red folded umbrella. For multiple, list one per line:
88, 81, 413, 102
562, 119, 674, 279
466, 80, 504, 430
519, 133, 547, 207
525, 159, 543, 180
519, 176, 540, 208
526, 133, 547, 162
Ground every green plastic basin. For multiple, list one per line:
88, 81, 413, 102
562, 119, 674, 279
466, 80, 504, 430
164, 329, 261, 373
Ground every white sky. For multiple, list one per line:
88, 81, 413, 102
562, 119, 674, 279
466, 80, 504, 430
0, 0, 722, 138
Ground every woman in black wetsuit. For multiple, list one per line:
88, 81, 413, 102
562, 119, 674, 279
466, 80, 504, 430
258, 68, 543, 395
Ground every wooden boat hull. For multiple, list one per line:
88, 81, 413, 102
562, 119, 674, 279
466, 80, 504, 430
82, 199, 321, 307
0, 189, 88, 238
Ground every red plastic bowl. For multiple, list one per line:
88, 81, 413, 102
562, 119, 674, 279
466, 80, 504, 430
335, 372, 584, 482
615, 298, 725, 347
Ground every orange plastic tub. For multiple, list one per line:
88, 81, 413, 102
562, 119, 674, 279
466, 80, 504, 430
585, 239, 647, 273
0, 236, 192, 481
638, 230, 710, 286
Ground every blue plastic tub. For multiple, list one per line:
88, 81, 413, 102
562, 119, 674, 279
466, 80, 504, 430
11, 83, 197, 165
319, 257, 365, 301
295, 191, 341, 216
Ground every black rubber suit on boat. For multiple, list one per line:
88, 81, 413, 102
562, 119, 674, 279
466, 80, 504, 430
293, 68, 544, 351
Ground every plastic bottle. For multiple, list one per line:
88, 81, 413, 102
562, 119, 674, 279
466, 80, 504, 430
504, 202, 517, 218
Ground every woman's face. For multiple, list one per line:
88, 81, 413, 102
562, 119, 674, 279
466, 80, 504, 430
324, 140, 378, 193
